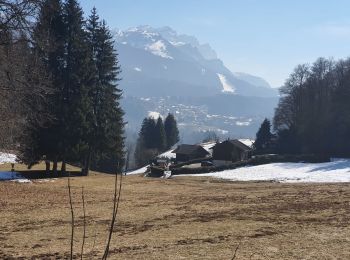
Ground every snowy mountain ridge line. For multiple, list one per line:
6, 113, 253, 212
114, 25, 278, 98
116, 25, 217, 60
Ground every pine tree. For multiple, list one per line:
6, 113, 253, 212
86, 8, 125, 174
155, 117, 166, 152
254, 118, 273, 153
62, 0, 94, 172
164, 113, 179, 149
15, 35, 52, 169
31, 0, 66, 173
140, 118, 157, 149
134, 118, 158, 167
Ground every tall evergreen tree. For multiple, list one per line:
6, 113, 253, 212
139, 118, 157, 149
164, 113, 179, 149
62, 0, 94, 172
134, 117, 158, 167
86, 8, 124, 174
30, 0, 66, 172
155, 117, 166, 152
14, 35, 52, 168
254, 118, 273, 153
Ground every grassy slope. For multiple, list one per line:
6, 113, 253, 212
1, 163, 350, 259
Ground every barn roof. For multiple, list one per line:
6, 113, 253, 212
213, 139, 252, 152
172, 144, 210, 155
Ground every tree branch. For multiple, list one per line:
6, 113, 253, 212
81, 186, 86, 260
67, 174, 75, 260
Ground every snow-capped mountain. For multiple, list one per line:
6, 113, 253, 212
115, 26, 279, 142
114, 26, 278, 97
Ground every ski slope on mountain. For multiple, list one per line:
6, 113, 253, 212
217, 73, 235, 93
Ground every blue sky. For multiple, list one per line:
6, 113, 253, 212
80, 0, 350, 87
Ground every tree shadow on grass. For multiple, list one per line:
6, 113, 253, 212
307, 160, 350, 173
17, 170, 84, 180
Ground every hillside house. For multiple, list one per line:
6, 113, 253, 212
172, 144, 210, 163
211, 139, 252, 166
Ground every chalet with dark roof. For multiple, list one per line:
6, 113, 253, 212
211, 139, 252, 166
172, 144, 210, 163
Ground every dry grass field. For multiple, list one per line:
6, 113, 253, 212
1, 163, 350, 259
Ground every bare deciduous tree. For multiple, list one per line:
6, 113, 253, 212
0, 0, 52, 158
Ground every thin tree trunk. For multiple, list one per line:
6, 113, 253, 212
82, 147, 91, 176
67, 174, 74, 259
45, 160, 50, 174
61, 159, 66, 174
102, 163, 123, 260
85, 148, 91, 175
80, 186, 86, 259
52, 158, 58, 175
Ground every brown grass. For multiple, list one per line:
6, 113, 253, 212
1, 163, 350, 259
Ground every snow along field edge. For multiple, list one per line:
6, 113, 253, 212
181, 159, 350, 183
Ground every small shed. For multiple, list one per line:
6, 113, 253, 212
211, 139, 252, 166
172, 144, 210, 163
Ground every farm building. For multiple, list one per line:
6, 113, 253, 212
172, 144, 210, 163
211, 139, 252, 166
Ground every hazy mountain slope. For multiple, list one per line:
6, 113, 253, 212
115, 26, 278, 98
115, 26, 279, 142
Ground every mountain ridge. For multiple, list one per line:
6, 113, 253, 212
114, 25, 278, 98
115, 25, 279, 142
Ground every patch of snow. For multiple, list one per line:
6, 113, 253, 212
134, 67, 142, 72
35, 178, 58, 183
127, 27, 138, 32
141, 30, 157, 38
0, 152, 16, 164
148, 111, 162, 119
236, 120, 251, 126
206, 114, 220, 119
145, 40, 173, 59
158, 149, 176, 159
127, 147, 176, 175
217, 73, 235, 93
201, 142, 216, 153
163, 65, 168, 70
238, 139, 255, 148
169, 41, 186, 46
127, 166, 149, 175
0, 171, 31, 183
140, 97, 150, 101
121, 41, 127, 45
183, 159, 350, 183
12, 178, 31, 183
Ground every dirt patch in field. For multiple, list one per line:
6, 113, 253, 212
1, 173, 350, 259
